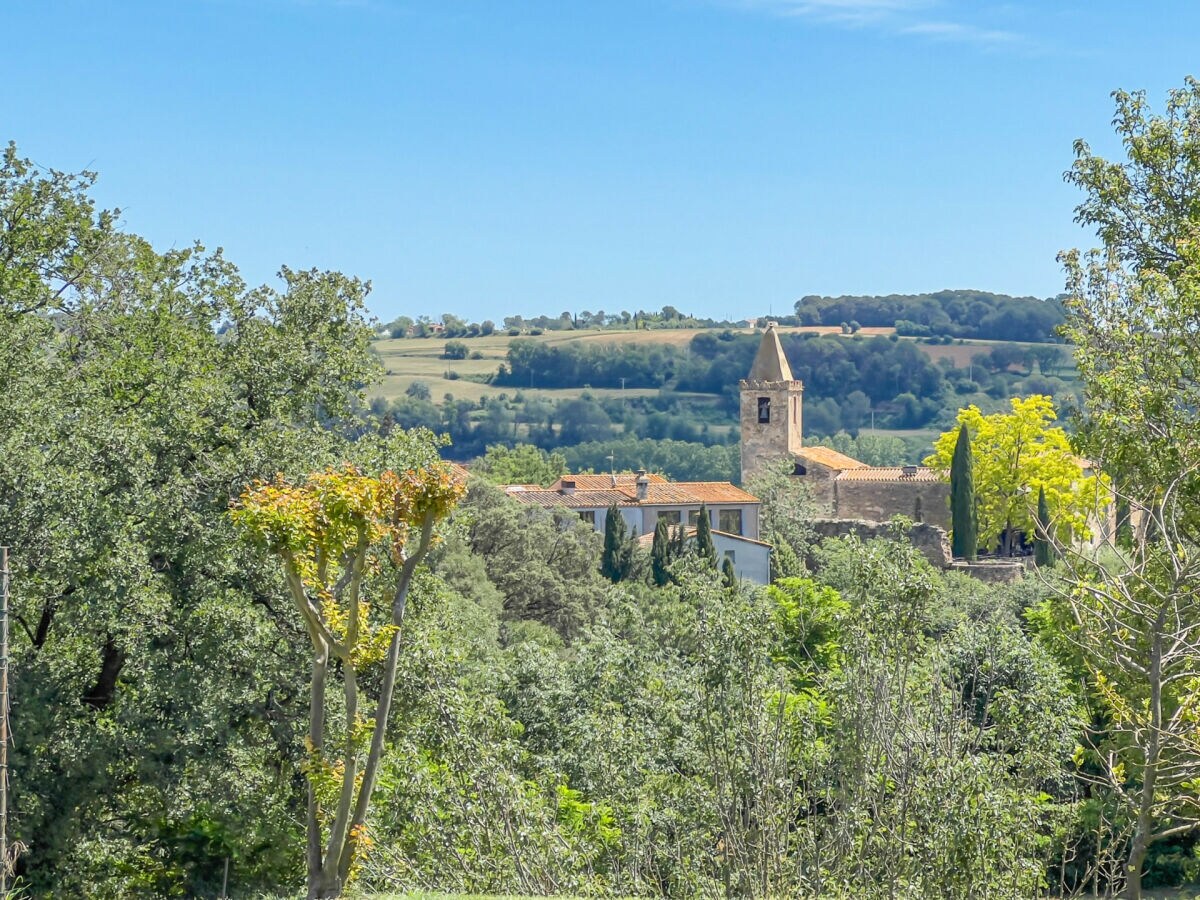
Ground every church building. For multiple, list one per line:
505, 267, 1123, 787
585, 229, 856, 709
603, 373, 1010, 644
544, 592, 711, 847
740, 324, 951, 529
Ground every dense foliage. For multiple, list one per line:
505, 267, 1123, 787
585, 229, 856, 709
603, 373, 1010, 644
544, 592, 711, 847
925, 396, 1105, 555
790, 289, 1065, 341
5, 73, 1200, 898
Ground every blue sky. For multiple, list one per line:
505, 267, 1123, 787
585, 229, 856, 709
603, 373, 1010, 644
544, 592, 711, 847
4, 1, 1196, 323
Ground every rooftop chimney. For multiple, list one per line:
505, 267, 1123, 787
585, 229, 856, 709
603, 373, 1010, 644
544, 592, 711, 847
901, 465, 918, 477
560, 478, 576, 495
635, 469, 649, 501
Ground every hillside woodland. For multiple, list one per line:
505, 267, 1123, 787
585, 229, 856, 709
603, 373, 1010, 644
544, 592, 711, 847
2, 80, 1200, 899
370, 332, 1077, 475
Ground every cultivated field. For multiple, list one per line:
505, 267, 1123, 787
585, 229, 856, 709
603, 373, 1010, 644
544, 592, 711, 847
370, 326, 898, 404
368, 325, 1062, 406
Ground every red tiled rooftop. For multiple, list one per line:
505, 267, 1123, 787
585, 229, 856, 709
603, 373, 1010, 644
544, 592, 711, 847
503, 474, 759, 508
835, 466, 943, 483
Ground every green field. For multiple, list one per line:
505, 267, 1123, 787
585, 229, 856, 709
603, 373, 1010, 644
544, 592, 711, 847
365, 325, 1025, 407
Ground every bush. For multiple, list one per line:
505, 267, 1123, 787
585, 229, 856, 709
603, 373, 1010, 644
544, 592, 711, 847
444, 340, 469, 360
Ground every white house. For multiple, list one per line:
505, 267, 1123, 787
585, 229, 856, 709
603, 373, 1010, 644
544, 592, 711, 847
501, 471, 771, 584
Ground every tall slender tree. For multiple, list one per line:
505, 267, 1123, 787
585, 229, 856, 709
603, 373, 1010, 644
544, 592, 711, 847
695, 503, 717, 568
651, 518, 672, 587
949, 422, 978, 561
1034, 486, 1054, 566
600, 503, 629, 582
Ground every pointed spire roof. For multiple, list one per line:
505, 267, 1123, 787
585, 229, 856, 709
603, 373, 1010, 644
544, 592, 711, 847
748, 323, 794, 382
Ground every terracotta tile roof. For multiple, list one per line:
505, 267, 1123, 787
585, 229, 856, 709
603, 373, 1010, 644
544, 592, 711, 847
550, 473, 668, 491
835, 466, 943, 483
796, 446, 865, 470
503, 487, 635, 508
643, 482, 759, 504
503, 475, 760, 508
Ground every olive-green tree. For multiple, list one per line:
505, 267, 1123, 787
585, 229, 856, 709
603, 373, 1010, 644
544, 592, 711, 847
0, 143, 382, 895
1034, 485, 1055, 566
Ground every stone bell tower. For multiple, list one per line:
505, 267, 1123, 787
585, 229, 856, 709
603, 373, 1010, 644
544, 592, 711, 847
740, 323, 803, 484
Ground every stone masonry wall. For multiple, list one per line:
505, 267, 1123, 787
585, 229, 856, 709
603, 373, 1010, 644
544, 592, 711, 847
739, 379, 803, 484
833, 480, 951, 530
809, 518, 953, 568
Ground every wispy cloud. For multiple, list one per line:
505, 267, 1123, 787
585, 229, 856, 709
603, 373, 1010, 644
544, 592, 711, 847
737, 0, 930, 25
899, 20, 1020, 45
723, 0, 1029, 48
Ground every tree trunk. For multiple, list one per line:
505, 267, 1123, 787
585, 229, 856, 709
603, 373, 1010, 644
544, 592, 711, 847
306, 645, 329, 900
1125, 627, 1164, 899
81, 634, 125, 709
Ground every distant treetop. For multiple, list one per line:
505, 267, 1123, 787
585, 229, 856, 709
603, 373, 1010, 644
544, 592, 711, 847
789, 290, 1064, 343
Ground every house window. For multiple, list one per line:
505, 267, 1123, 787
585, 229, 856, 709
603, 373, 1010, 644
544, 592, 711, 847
758, 397, 771, 423
658, 510, 681, 525
579, 510, 596, 525
687, 509, 704, 526
719, 508, 743, 535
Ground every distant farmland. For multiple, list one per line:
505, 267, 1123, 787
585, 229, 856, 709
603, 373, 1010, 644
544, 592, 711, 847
368, 325, 1053, 405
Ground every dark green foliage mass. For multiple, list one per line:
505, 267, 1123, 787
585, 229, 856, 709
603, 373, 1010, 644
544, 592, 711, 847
950, 422, 978, 560
600, 503, 635, 583
1034, 485, 1054, 566
650, 518, 672, 587
0, 143, 378, 895
694, 503, 717, 568
792, 289, 1065, 341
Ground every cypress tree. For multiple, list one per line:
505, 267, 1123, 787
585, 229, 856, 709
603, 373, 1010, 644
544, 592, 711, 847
695, 503, 717, 567
950, 422, 978, 561
1035, 485, 1055, 566
651, 518, 671, 587
722, 555, 736, 588
600, 503, 627, 582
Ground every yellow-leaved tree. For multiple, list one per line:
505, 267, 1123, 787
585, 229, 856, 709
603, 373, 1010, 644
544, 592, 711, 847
924, 395, 1105, 555
231, 449, 463, 899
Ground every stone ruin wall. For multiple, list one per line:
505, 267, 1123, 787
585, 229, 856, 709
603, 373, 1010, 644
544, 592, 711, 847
809, 518, 953, 569
833, 480, 951, 531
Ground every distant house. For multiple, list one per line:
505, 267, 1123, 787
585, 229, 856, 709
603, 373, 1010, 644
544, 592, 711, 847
634, 526, 772, 585
501, 471, 769, 583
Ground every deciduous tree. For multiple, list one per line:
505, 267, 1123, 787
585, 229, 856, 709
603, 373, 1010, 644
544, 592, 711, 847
1057, 78, 1200, 898
925, 396, 1102, 555
232, 449, 463, 898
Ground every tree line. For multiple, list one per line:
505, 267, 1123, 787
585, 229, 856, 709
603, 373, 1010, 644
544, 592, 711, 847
790, 288, 1066, 341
